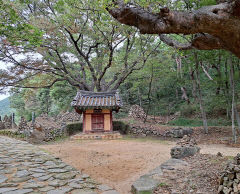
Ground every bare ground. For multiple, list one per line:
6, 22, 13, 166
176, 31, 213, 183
39, 137, 240, 194
39, 138, 174, 194
154, 154, 231, 194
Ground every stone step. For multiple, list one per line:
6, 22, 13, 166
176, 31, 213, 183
70, 132, 122, 140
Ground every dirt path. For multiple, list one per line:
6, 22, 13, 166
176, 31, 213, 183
39, 139, 174, 194
200, 144, 240, 156
39, 138, 240, 194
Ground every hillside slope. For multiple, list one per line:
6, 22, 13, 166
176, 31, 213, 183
0, 98, 14, 117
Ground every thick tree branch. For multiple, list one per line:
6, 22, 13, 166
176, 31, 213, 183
108, 0, 240, 58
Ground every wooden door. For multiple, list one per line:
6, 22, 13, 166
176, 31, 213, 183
92, 114, 104, 131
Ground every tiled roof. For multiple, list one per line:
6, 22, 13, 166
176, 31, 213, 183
71, 90, 122, 111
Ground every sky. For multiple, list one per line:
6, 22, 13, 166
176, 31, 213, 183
0, 61, 10, 101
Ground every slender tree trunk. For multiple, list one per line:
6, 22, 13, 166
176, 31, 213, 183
144, 63, 154, 123
229, 56, 237, 143
194, 52, 208, 134
224, 59, 231, 118
190, 68, 197, 101
235, 108, 240, 134
138, 87, 142, 107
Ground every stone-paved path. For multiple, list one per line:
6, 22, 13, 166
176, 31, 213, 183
0, 137, 119, 194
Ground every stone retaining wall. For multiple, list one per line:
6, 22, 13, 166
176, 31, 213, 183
218, 154, 240, 194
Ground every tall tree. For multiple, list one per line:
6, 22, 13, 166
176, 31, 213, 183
0, 0, 159, 92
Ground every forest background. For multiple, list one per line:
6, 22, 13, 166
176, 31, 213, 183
0, 0, 239, 130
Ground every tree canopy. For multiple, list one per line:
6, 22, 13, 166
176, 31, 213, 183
0, 0, 159, 92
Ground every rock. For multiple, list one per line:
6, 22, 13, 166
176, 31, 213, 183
160, 159, 188, 170
12, 177, 31, 183
128, 105, 146, 121
46, 187, 73, 194
48, 180, 67, 187
171, 146, 200, 159
48, 168, 68, 173
97, 184, 113, 191
217, 152, 223, 157
4, 189, 33, 194
131, 177, 159, 194
28, 129, 45, 144
29, 168, 46, 173
71, 190, 97, 194
15, 170, 30, 178
164, 127, 193, 138
101, 191, 120, 194
0, 174, 8, 183
0, 187, 18, 193
22, 183, 45, 189
69, 182, 83, 189
39, 186, 55, 192
0, 183, 18, 188
53, 172, 76, 180
218, 185, 224, 193
37, 174, 53, 181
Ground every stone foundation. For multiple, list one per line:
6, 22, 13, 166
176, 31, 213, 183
70, 132, 122, 140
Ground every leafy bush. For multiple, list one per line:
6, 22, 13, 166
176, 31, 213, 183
113, 121, 130, 134
66, 122, 82, 136
179, 104, 198, 117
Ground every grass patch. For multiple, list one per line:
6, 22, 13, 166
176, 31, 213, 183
0, 130, 25, 139
168, 117, 231, 127
159, 182, 169, 187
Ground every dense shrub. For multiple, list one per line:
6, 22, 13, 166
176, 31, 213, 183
113, 121, 130, 134
66, 122, 82, 136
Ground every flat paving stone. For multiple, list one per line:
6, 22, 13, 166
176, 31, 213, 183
0, 187, 18, 193
31, 173, 46, 178
39, 186, 55, 192
48, 168, 68, 173
0, 174, 8, 183
46, 186, 73, 194
37, 174, 53, 181
0, 183, 18, 188
101, 191, 120, 194
0, 136, 114, 194
12, 177, 31, 183
53, 172, 77, 180
15, 170, 30, 178
97, 184, 113, 191
22, 182, 45, 189
71, 190, 98, 194
29, 168, 46, 173
4, 189, 33, 194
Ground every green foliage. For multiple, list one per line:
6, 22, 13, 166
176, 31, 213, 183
0, 98, 15, 117
113, 121, 130, 134
169, 118, 231, 127
66, 122, 83, 136
0, 130, 25, 139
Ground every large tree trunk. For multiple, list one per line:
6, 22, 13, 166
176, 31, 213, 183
108, 0, 240, 58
